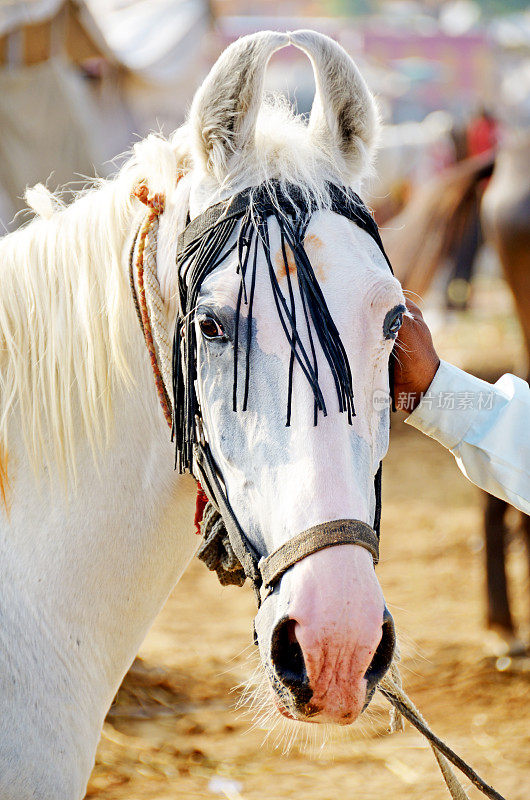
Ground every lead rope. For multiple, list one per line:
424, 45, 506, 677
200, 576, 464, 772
130, 184, 506, 800
379, 663, 506, 800
131, 183, 174, 428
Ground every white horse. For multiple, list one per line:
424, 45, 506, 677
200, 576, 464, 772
0, 30, 405, 799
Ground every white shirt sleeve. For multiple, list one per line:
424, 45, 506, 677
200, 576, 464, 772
405, 360, 530, 514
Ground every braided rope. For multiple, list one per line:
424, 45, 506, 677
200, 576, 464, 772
132, 184, 172, 428
143, 218, 174, 395
387, 648, 405, 734
379, 666, 506, 800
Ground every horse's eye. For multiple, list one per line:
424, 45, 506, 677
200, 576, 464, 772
383, 304, 406, 340
199, 315, 226, 340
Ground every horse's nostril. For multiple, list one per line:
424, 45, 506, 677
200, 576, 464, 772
271, 618, 305, 684
364, 607, 396, 696
270, 617, 312, 706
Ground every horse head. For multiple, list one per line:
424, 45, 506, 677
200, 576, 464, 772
162, 30, 406, 726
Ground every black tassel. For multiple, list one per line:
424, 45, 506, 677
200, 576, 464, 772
173, 182, 391, 474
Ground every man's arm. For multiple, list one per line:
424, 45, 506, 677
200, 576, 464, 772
394, 300, 530, 515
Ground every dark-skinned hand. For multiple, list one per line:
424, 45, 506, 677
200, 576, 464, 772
393, 298, 440, 412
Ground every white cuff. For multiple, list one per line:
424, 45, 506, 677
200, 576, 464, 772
404, 360, 501, 451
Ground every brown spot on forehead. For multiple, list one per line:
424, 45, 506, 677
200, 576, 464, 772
305, 234, 328, 282
275, 243, 297, 280
304, 234, 323, 251
275, 234, 328, 283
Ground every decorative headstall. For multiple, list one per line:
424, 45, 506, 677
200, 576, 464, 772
132, 180, 395, 607
130, 179, 509, 800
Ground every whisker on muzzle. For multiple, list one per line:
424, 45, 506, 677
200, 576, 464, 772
233, 649, 385, 756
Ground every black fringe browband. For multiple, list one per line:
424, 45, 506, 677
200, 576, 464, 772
172, 181, 394, 475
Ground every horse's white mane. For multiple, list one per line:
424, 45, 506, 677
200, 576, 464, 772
0, 77, 375, 489
0, 128, 190, 483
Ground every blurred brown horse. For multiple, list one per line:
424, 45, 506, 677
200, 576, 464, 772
382, 136, 530, 652
481, 136, 530, 650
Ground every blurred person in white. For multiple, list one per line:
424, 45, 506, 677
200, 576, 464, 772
394, 300, 529, 515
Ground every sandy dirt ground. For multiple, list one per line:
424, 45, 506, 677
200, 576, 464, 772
86, 276, 530, 800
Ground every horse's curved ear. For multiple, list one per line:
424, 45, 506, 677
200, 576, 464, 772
290, 30, 379, 181
190, 31, 289, 181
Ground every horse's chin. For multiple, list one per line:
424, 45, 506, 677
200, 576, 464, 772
269, 686, 373, 728
274, 701, 360, 726
272, 693, 358, 726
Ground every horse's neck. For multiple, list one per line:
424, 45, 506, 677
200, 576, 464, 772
0, 278, 197, 771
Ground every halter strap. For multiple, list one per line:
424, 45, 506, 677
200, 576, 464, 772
177, 189, 253, 256
176, 182, 394, 275
259, 519, 379, 595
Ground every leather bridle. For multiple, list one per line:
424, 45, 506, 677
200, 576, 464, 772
172, 181, 394, 605
130, 179, 510, 800
131, 180, 395, 607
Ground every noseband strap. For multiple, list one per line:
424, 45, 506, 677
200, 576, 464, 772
259, 519, 379, 596
194, 438, 379, 605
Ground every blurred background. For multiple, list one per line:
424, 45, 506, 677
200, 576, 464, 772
0, 0, 528, 229
1, 1, 529, 798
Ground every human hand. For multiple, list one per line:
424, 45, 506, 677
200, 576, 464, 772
393, 299, 440, 412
